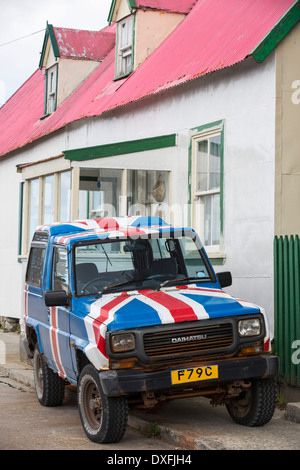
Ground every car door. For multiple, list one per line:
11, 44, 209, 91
48, 245, 76, 380
25, 243, 48, 348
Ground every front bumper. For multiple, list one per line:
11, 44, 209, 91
99, 354, 279, 397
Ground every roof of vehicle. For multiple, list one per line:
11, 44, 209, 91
33, 216, 195, 247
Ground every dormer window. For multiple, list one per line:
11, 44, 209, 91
39, 23, 115, 118
116, 15, 134, 78
109, 0, 190, 78
45, 64, 58, 114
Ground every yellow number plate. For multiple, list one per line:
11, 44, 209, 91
171, 365, 218, 385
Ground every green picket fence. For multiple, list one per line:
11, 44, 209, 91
274, 235, 300, 386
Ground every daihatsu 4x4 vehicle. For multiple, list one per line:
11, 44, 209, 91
23, 216, 278, 443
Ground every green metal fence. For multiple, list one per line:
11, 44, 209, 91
274, 235, 300, 386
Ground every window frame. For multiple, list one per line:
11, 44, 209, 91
28, 177, 40, 245
190, 121, 224, 257
22, 168, 72, 255
115, 15, 134, 79
44, 63, 58, 115
25, 245, 46, 288
43, 173, 55, 225
51, 245, 69, 293
59, 170, 72, 222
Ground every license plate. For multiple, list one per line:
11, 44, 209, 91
171, 365, 218, 385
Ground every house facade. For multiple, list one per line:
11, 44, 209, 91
0, 0, 299, 342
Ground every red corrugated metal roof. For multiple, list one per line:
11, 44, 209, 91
106, 0, 297, 108
134, 0, 196, 14
53, 27, 115, 60
0, 0, 298, 157
0, 69, 45, 155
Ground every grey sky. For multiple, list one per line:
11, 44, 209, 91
0, 0, 112, 106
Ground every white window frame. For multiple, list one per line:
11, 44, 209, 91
46, 64, 57, 114
20, 159, 172, 256
191, 123, 223, 255
20, 158, 72, 255
116, 15, 134, 78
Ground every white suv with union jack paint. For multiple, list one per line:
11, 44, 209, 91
23, 216, 278, 443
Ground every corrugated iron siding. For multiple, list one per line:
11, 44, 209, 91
53, 27, 115, 60
274, 235, 300, 386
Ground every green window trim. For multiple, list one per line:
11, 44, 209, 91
17, 182, 24, 262
114, 13, 136, 80
43, 70, 48, 117
64, 134, 177, 161
39, 23, 60, 69
107, 0, 117, 24
209, 256, 226, 266
188, 119, 224, 243
252, 1, 300, 63
108, 0, 137, 25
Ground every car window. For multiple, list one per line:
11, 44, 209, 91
74, 234, 212, 297
26, 247, 46, 288
52, 246, 69, 292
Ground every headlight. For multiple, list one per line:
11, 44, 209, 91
238, 318, 261, 337
110, 333, 135, 353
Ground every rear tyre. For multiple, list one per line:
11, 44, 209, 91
33, 345, 65, 407
226, 377, 277, 426
77, 364, 128, 443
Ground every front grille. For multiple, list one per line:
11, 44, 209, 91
143, 323, 233, 360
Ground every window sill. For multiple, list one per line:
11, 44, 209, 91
207, 253, 226, 265
39, 113, 50, 120
113, 71, 132, 81
18, 254, 28, 264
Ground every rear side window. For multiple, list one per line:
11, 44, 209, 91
26, 247, 46, 287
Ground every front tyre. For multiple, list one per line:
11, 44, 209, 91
33, 345, 65, 407
77, 364, 128, 443
226, 377, 277, 426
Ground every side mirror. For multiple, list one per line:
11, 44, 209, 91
45, 290, 69, 307
217, 271, 232, 288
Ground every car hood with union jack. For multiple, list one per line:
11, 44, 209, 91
81, 283, 270, 370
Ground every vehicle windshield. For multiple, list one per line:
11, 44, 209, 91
74, 233, 213, 297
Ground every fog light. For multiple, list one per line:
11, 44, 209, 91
111, 333, 135, 353
238, 318, 261, 337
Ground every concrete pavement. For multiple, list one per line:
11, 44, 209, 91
1, 329, 300, 450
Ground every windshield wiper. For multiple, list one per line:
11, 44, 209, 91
156, 277, 209, 291
96, 275, 210, 298
95, 278, 149, 298
101, 244, 112, 270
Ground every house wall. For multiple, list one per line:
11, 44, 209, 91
57, 58, 100, 108
0, 156, 24, 321
275, 22, 300, 236
64, 55, 277, 334
0, 54, 276, 336
0, 131, 67, 321
134, 10, 185, 69
114, 0, 131, 22
43, 40, 56, 68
